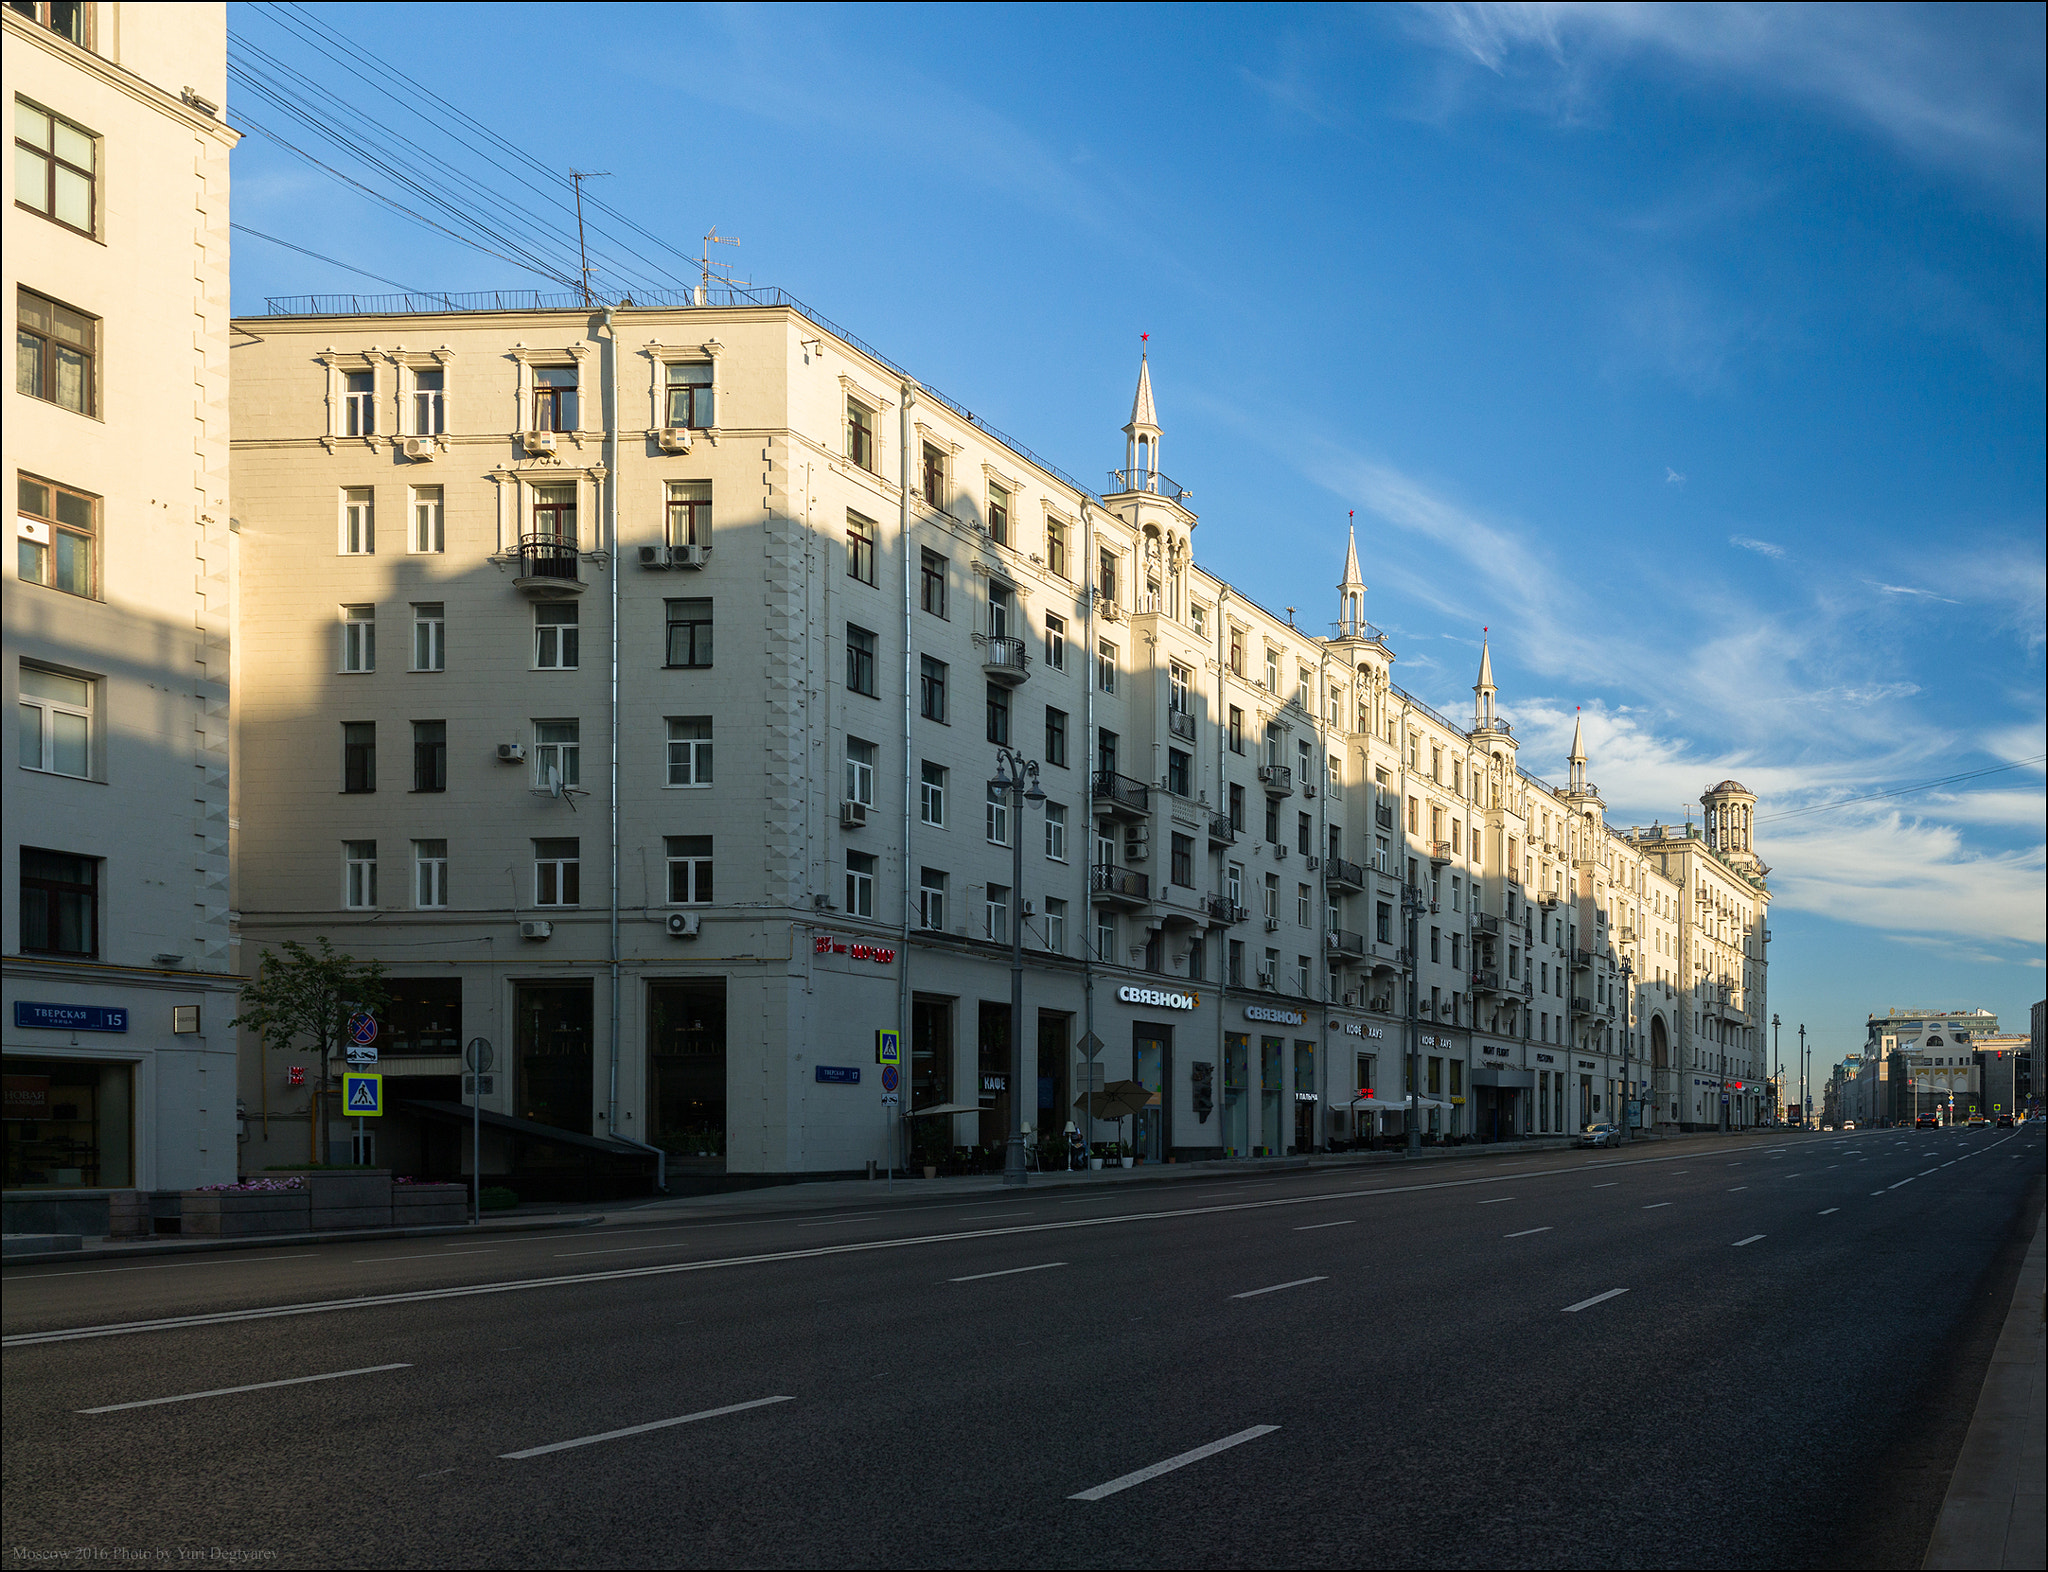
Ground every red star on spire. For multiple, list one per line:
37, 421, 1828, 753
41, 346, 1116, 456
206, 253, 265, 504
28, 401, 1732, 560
1141, 332, 1149, 342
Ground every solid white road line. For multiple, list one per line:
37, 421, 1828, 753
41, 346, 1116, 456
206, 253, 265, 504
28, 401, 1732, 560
794, 1214, 887, 1228
1504, 1227, 1552, 1239
1070, 1425, 1280, 1501
78, 1363, 410, 1414
955, 1211, 1037, 1221
501, 1395, 793, 1459
949, 1262, 1065, 1283
1728, 1187, 1748, 1192
6, 1253, 319, 1280
355, 1249, 497, 1263
1732, 1235, 1766, 1247
1562, 1288, 1629, 1313
1294, 1220, 1355, 1231
1593, 1182, 1617, 1188
1820, 1208, 1840, 1215
1643, 1202, 1672, 1210
1479, 1197, 1515, 1205
1231, 1276, 1327, 1299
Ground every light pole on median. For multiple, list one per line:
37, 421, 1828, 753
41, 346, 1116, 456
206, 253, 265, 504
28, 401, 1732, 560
1771, 1013, 1781, 1126
1619, 956, 1634, 1144
989, 747, 1047, 1188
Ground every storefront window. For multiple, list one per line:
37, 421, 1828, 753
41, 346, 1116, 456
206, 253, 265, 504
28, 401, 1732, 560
3, 1058, 131, 1188
382, 977, 462, 1055
648, 978, 726, 1161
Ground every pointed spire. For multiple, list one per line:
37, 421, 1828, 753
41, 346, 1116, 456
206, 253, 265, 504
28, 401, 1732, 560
1475, 635, 1494, 694
1128, 353, 1157, 432
1340, 522, 1364, 588
1568, 707, 1585, 763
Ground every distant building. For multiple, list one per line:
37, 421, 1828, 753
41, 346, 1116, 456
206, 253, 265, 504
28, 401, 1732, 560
1853, 1008, 1999, 1125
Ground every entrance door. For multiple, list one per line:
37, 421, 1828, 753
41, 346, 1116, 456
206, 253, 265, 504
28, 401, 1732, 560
978, 1002, 1010, 1159
647, 978, 727, 1169
514, 982, 592, 1133
1133, 1023, 1171, 1162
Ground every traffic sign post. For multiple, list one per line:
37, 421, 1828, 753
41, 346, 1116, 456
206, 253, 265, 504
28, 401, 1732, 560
464, 1037, 492, 1224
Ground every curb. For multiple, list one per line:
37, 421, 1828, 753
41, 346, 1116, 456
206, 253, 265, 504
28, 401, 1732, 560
0, 1213, 604, 1269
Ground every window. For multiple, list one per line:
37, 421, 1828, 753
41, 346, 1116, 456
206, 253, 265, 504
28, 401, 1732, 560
846, 624, 877, 696
1045, 706, 1068, 768
343, 841, 378, 909
1227, 862, 1244, 908
414, 839, 447, 908
919, 868, 947, 930
666, 717, 712, 786
1264, 873, 1280, 920
534, 720, 579, 789
532, 365, 577, 431
665, 361, 713, 428
1191, 603, 1208, 638
530, 483, 576, 544
342, 722, 375, 793
665, 836, 712, 903
1046, 518, 1068, 577
1097, 911, 1116, 962
20, 847, 96, 954
986, 884, 1009, 943
412, 369, 445, 435
1165, 748, 1189, 797
1045, 897, 1067, 955
18, 665, 90, 776
343, 370, 375, 436
12, 3, 92, 46
1298, 883, 1312, 926
1229, 626, 1244, 676
986, 681, 1010, 745
1264, 798, 1279, 845
665, 598, 713, 667
15, 473, 94, 596
1097, 546, 1118, 605
1045, 802, 1068, 861
342, 487, 374, 554
1328, 754, 1341, 798
919, 656, 947, 723
1264, 648, 1279, 692
535, 838, 581, 905
14, 100, 94, 235
847, 399, 874, 469
1298, 666, 1313, 709
846, 511, 876, 585
15, 288, 93, 414
1169, 663, 1190, 715
987, 783, 1010, 846
1377, 901, 1392, 943
533, 603, 578, 669
1097, 728, 1118, 777
1171, 833, 1194, 887
988, 482, 1009, 545
1044, 613, 1066, 671
845, 737, 876, 806
920, 549, 948, 617
1096, 640, 1116, 693
411, 603, 445, 672
1228, 706, 1244, 754
411, 720, 446, 792
666, 481, 710, 547
989, 582, 1014, 640
1298, 812, 1312, 857
920, 761, 946, 825
1229, 783, 1245, 832
846, 851, 876, 917
921, 442, 946, 507
411, 486, 443, 553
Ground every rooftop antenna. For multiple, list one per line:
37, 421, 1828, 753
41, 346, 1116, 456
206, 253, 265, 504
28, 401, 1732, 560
697, 227, 751, 305
568, 171, 611, 308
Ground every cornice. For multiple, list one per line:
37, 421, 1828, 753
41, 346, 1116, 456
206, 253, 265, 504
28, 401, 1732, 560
3, 13, 241, 148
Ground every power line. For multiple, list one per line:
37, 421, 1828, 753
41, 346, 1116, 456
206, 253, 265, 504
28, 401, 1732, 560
1758, 755, 2047, 824
231, 223, 422, 292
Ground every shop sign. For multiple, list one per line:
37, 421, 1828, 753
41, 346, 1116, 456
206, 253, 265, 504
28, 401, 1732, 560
1535, 1051, 1557, 1065
3, 1076, 51, 1115
13, 1001, 128, 1034
1122, 985, 1200, 1010
1577, 1058, 1596, 1070
1243, 1005, 1302, 1025
1294, 1091, 1319, 1102
815, 1066, 861, 1085
813, 935, 896, 964
1327, 1021, 1384, 1039
1480, 1043, 1515, 1059
1420, 1034, 1456, 1048
983, 1074, 1008, 1093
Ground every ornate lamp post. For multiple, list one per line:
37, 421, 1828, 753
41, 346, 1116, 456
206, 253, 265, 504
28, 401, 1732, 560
989, 748, 1046, 1187
1619, 956, 1634, 1144
1771, 1013, 1781, 1126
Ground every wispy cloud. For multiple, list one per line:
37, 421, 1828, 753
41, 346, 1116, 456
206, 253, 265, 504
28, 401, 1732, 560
1869, 581, 1960, 603
1730, 534, 1784, 558
1664, 467, 1687, 486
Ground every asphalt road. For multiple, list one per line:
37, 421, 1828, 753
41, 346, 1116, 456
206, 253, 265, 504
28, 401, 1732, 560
3, 1125, 2041, 1570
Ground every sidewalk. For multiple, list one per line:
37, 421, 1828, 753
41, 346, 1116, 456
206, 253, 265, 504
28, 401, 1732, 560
1923, 1207, 2046, 1571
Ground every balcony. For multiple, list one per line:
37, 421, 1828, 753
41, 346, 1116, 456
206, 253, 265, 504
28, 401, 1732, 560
1106, 467, 1192, 503
1325, 929, 1367, 959
514, 534, 584, 596
1258, 764, 1294, 797
1090, 864, 1150, 906
1203, 894, 1246, 926
1474, 912, 1501, 936
1207, 811, 1236, 848
1374, 803, 1395, 830
1091, 770, 1150, 820
1471, 969, 1503, 994
1167, 708, 1195, 742
1574, 948, 1594, 972
980, 636, 1030, 687
1324, 857, 1366, 892
1571, 996, 1596, 1018
1427, 840, 1453, 865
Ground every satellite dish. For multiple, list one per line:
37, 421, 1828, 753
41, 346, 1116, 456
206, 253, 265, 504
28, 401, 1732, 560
546, 767, 562, 799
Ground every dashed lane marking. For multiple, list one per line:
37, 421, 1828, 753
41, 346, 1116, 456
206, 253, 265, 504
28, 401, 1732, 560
501, 1396, 794, 1459
1562, 1288, 1628, 1313
1733, 1235, 1766, 1247
1505, 1227, 1553, 1239
1070, 1426, 1279, 1501
79, 1363, 410, 1414
1231, 1276, 1327, 1300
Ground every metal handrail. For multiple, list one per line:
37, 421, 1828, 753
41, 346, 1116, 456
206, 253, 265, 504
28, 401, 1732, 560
1258, 764, 1293, 793
517, 533, 580, 579
1090, 771, 1150, 814
1207, 812, 1236, 845
1167, 709, 1195, 741
1324, 857, 1366, 889
981, 636, 1028, 674
1326, 930, 1366, 956
1091, 864, 1149, 900
1107, 467, 1191, 501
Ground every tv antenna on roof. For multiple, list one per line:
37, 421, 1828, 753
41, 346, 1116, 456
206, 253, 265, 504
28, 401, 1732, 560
568, 170, 611, 308
696, 227, 751, 304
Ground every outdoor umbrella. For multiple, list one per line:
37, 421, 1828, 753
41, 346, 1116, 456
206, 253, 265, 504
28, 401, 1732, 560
1075, 1079, 1153, 1150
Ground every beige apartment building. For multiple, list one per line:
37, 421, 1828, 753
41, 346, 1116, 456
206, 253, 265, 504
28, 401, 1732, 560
3, 1, 237, 1224
226, 286, 1769, 1193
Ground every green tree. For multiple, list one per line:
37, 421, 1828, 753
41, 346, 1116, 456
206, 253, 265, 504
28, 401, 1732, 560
231, 938, 389, 1165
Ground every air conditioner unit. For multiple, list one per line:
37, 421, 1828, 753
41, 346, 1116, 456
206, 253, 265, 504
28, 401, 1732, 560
522, 430, 559, 456
1264, 917, 1280, 933
402, 436, 436, 461
1274, 845, 1288, 861
840, 800, 868, 829
1256, 967, 1276, 987
1343, 991, 1359, 1006
670, 543, 709, 569
665, 911, 701, 938
657, 427, 693, 454
519, 920, 552, 940
1303, 784, 1318, 799
637, 545, 672, 570
1124, 828, 1150, 860
1306, 855, 1322, 871
496, 743, 526, 763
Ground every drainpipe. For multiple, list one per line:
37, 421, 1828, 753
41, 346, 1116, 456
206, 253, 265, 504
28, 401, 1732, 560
1213, 585, 1231, 1151
599, 304, 664, 1194
1080, 502, 1097, 1162
897, 380, 916, 1174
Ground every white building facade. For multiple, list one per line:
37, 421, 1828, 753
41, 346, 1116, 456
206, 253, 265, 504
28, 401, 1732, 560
3, 2, 238, 1218
227, 291, 1768, 1193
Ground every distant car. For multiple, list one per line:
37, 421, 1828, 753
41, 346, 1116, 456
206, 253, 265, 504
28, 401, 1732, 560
1996, 1114, 2014, 1128
1967, 1115, 1989, 1129
1576, 1122, 1621, 1148
1843, 1120, 1856, 1130
1915, 1115, 1939, 1129
1821, 1122, 1834, 1131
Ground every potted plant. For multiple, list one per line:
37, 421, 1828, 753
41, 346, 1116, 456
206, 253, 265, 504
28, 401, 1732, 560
1119, 1140, 1133, 1169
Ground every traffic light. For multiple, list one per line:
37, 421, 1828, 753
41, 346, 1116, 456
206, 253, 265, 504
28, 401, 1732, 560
1191, 1061, 1215, 1123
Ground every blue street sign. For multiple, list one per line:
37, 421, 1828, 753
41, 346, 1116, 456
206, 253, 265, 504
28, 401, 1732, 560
347, 1011, 378, 1047
14, 1001, 128, 1034
816, 1066, 860, 1085
880, 1063, 900, 1094
342, 1072, 383, 1116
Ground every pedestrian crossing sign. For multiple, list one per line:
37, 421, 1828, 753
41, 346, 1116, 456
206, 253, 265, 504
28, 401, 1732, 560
342, 1072, 384, 1116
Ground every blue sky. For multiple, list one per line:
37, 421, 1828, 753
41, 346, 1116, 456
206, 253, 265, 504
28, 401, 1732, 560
226, 2, 2046, 1076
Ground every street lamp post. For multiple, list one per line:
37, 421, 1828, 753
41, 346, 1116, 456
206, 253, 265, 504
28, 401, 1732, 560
1797, 1022, 1807, 1128
1771, 1013, 1781, 1126
989, 748, 1046, 1188
1403, 876, 1433, 1155
1619, 957, 1634, 1144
